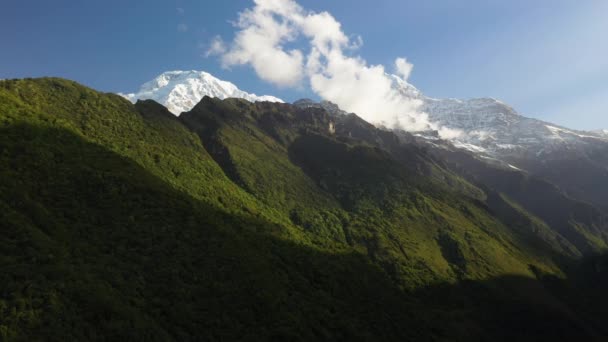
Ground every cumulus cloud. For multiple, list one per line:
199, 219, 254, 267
395, 57, 413, 81
220, 0, 304, 87
216, 0, 456, 136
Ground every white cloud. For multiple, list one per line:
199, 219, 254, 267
308, 52, 429, 130
349, 35, 364, 50
216, 0, 459, 134
177, 7, 185, 15
219, 0, 305, 87
395, 57, 413, 81
205, 36, 227, 57
436, 126, 464, 139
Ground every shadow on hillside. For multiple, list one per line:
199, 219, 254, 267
1, 123, 607, 341
433, 148, 608, 255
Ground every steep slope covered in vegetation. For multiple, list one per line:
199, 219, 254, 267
1, 78, 607, 341
181, 97, 565, 285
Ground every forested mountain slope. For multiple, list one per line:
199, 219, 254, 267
1, 78, 607, 341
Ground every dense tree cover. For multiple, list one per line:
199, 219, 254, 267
1, 78, 607, 341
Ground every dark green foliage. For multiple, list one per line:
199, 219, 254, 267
1, 78, 608, 341
432, 147, 608, 255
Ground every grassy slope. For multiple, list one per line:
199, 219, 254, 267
1, 78, 606, 340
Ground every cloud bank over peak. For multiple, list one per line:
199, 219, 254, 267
216, 0, 455, 135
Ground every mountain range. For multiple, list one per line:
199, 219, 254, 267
2, 75, 608, 341
124, 70, 608, 164
125, 70, 608, 211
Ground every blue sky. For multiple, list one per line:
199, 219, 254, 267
1, 0, 607, 130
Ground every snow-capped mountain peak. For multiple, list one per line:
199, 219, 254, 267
121, 70, 283, 115
386, 73, 608, 164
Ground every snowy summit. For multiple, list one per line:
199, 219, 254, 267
121, 70, 283, 115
